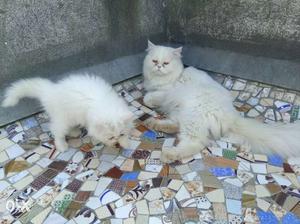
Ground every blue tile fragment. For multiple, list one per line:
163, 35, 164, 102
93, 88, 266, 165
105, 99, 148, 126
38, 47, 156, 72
282, 212, 300, 224
142, 130, 156, 141
209, 167, 235, 177
226, 199, 242, 215
120, 172, 139, 180
257, 211, 279, 224
122, 149, 134, 158
21, 117, 39, 130
268, 154, 283, 167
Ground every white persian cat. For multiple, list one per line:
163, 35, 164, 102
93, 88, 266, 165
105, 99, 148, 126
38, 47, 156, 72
2, 75, 133, 152
143, 41, 300, 162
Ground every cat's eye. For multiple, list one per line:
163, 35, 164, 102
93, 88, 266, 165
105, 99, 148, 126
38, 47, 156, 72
152, 60, 158, 64
120, 133, 125, 137
163, 62, 169, 65
109, 136, 115, 140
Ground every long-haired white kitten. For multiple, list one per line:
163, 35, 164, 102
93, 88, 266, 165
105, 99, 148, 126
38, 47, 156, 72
2, 75, 133, 152
143, 40, 300, 163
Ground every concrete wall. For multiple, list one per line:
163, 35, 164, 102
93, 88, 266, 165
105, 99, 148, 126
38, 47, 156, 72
166, 0, 300, 60
0, 0, 166, 85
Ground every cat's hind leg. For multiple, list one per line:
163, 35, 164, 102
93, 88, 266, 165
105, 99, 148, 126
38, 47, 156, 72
144, 117, 179, 134
50, 120, 69, 152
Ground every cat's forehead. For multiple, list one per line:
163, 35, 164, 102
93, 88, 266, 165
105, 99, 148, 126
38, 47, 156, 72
149, 46, 174, 60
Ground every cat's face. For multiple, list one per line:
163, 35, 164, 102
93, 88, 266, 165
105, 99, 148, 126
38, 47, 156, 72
144, 40, 183, 76
89, 112, 134, 149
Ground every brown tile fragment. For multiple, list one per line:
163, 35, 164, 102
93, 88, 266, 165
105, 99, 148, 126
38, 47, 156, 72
108, 179, 126, 195
63, 201, 83, 219
30, 175, 51, 190
137, 141, 159, 151
235, 104, 252, 112
283, 163, 294, 173
48, 161, 68, 171
132, 150, 150, 159
42, 168, 58, 179
213, 203, 227, 221
138, 114, 151, 122
5, 160, 30, 174
159, 164, 169, 177
124, 181, 138, 193
133, 160, 142, 171
265, 183, 282, 195
272, 192, 288, 206
136, 124, 149, 132
104, 167, 123, 179
291, 203, 300, 217
181, 208, 199, 222
204, 156, 239, 169
242, 194, 256, 208
80, 143, 93, 152
66, 179, 83, 193
75, 191, 91, 202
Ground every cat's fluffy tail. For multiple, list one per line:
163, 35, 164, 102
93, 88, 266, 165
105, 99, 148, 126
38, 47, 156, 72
232, 117, 300, 157
2, 78, 52, 107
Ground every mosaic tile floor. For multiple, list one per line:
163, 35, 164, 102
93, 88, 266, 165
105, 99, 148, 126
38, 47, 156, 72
1, 72, 300, 224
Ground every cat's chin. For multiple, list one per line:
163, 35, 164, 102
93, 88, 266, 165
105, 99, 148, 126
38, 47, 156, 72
152, 70, 167, 76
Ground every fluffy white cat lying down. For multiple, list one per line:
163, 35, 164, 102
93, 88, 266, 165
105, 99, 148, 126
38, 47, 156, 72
143, 41, 300, 163
2, 75, 133, 152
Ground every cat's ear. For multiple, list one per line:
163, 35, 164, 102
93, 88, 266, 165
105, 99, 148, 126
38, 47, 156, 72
173, 47, 183, 57
147, 40, 156, 51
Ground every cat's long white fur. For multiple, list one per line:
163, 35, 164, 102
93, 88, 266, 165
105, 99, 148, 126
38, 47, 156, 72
2, 78, 52, 107
2, 75, 133, 151
143, 41, 300, 161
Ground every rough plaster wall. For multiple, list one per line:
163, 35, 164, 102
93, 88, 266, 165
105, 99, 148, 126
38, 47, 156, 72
0, 0, 166, 84
166, 0, 300, 59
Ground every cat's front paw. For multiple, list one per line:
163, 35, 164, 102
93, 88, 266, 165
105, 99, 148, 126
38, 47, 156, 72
144, 118, 179, 134
55, 140, 69, 152
144, 117, 157, 130
143, 94, 157, 108
161, 150, 180, 163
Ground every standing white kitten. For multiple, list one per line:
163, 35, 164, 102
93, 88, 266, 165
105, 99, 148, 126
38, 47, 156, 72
2, 75, 133, 152
143, 41, 300, 162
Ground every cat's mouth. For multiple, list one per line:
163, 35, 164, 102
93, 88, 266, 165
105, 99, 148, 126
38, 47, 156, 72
153, 69, 166, 75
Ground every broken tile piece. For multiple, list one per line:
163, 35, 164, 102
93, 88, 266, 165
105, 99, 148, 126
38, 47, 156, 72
257, 211, 279, 224
105, 167, 123, 179
226, 199, 242, 215
136, 199, 149, 215
168, 179, 183, 191
213, 203, 227, 221
256, 185, 271, 198
251, 163, 267, 174
95, 205, 114, 219
115, 204, 136, 218
99, 189, 121, 205
149, 199, 165, 215
5, 144, 25, 159
144, 188, 162, 201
